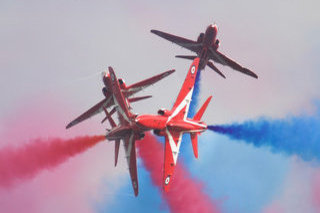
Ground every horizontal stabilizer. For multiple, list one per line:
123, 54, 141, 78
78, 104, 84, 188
101, 107, 116, 123
128, 95, 152, 103
175, 55, 197, 60
193, 96, 213, 121
207, 61, 226, 79
190, 133, 198, 158
103, 107, 116, 128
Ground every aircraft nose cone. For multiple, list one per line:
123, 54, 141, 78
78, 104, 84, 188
212, 24, 218, 32
135, 115, 150, 128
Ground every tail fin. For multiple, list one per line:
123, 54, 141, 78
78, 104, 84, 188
207, 61, 226, 79
114, 139, 120, 167
189, 96, 212, 159
190, 133, 198, 158
102, 107, 121, 167
193, 96, 213, 121
175, 55, 197, 60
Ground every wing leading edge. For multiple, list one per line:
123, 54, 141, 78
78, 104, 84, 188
66, 96, 113, 129
209, 49, 258, 79
151, 30, 202, 53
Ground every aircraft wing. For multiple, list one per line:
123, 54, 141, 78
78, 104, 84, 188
66, 96, 113, 129
124, 69, 175, 96
123, 132, 139, 196
151, 30, 202, 53
163, 129, 183, 192
209, 49, 258, 79
172, 58, 200, 111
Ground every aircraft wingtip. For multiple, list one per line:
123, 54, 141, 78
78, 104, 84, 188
150, 29, 161, 35
66, 121, 76, 129
251, 73, 258, 79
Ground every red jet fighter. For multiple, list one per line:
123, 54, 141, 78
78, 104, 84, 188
135, 58, 212, 191
66, 68, 175, 129
103, 67, 147, 197
151, 24, 258, 79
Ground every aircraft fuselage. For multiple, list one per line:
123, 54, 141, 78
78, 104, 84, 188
197, 24, 218, 70
203, 24, 217, 47
135, 114, 207, 134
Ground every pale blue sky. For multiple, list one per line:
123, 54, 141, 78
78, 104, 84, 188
1, 0, 320, 212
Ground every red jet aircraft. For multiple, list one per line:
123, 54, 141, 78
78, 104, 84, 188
103, 58, 211, 194
103, 67, 148, 197
66, 68, 175, 129
151, 24, 258, 79
67, 67, 174, 196
135, 57, 212, 191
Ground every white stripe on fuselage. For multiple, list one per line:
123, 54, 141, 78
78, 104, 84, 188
167, 88, 194, 124
166, 129, 182, 165
165, 84, 194, 165
183, 119, 206, 128
113, 95, 130, 123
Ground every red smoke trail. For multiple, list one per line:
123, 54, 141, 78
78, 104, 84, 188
137, 133, 220, 213
0, 135, 105, 189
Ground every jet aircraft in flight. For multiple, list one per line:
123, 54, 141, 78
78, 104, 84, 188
66, 67, 174, 196
72, 58, 210, 195
151, 24, 258, 79
103, 67, 148, 196
135, 57, 212, 191
66, 68, 175, 129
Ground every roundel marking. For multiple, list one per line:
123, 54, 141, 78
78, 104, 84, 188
191, 65, 196, 74
165, 176, 170, 185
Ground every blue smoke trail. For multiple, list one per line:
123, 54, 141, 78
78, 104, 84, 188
181, 70, 202, 161
187, 69, 202, 118
208, 109, 320, 162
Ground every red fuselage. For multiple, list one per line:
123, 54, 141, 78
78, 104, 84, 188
135, 114, 207, 134
104, 69, 143, 141
198, 24, 218, 70
203, 24, 218, 47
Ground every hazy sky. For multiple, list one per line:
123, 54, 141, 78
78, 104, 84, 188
1, 0, 320, 212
